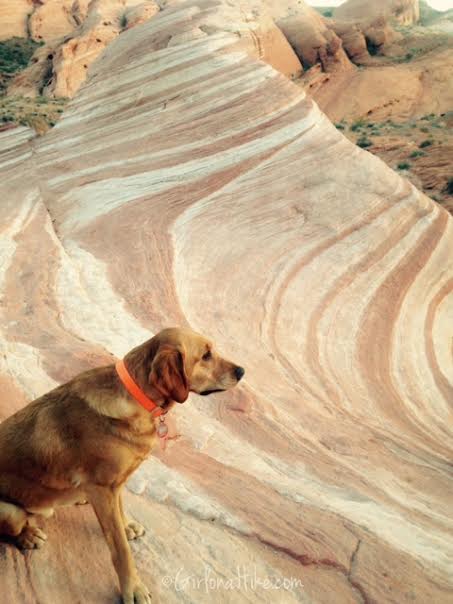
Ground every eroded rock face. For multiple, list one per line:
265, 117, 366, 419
304, 45, 453, 122
28, 0, 76, 42
332, 16, 399, 64
8, 0, 301, 98
331, 20, 369, 63
334, 0, 420, 26
253, 0, 353, 72
7, 0, 162, 98
1, 1, 452, 603
0, 0, 31, 40
278, 14, 352, 72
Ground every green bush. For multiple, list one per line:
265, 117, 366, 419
315, 7, 334, 17
409, 150, 426, 158
446, 178, 453, 195
0, 38, 41, 74
120, 13, 128, 29
335, 123, 345, 130
357, 137, 372, 148
419, 140, 433, 148
397, 162, 411, 170
351, 120, 365, 131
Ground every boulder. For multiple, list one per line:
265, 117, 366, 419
279, 15, 352, 71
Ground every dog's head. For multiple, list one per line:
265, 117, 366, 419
125, 327, 244, 405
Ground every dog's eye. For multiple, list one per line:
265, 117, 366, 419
202, 350, 212, 361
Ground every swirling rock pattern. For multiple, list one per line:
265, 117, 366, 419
0, 1, 452, 603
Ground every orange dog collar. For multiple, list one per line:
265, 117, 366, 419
115, 359, 166, 417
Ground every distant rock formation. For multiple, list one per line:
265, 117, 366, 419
332, 16, 399, 64
334, 0, 420, 26
7, 1, 161, 98
235, 0, 351, 74
278, 13, 353, 72
6, 0, 302, 98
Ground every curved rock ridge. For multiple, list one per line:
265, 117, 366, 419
1, 1, 453, 603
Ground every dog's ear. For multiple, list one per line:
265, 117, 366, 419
149, 346, 189, 403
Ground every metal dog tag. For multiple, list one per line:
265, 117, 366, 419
157, 418, 168, 438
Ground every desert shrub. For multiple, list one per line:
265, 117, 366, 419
335, 123, 345, 130
351, 120, 365, 131
120, 13, 128, 29
419, 139, 433, 148
0, 38, 41, 74
357, 137, 372, 148
397, 162, 411, 170
409, 150, 426, 158
0, 38, 43, 93
0, 95, 68, 132
446, 178, 453, 195
315, 7, 334, 17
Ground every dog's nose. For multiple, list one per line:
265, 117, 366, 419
234, 366, 245, 381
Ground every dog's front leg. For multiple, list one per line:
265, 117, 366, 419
119, 490, 146, 541
86, 485, 151, 604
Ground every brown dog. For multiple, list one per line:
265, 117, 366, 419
0, 327, 244, 603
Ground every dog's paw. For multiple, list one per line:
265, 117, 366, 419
122, 579, 152, 604
17, 526, 48, 550
125, 520, 145, 541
